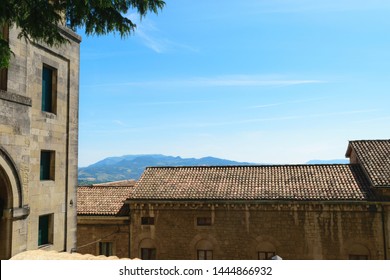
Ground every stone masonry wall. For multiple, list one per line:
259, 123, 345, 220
77, 217, 130, 258
0, 26, 80, 258
130, 202, 388, 260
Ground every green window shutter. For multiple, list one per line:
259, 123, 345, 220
40, 151, 51, 180
38, 215, 49, 246
42, 66, 52, 112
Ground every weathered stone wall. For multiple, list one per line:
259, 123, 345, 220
129, 202, 389, 260
0, 26, 80, 259
77, 216, 130, 258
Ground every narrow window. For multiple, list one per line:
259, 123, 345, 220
197, 217, 212, 226
141, 248, 156, 260
38, 214, 53, 246
141, 217, 155, 225
197, 250, 213, 260
99, 242, 113, 257
40, 150, 55, 180
258, 251, 276, 260
0, 25, 9, 91
42, 65, 57, 113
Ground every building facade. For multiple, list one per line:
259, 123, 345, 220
0, 25, 80, 259
77, 181, 135, 258
128, 140, 390, 260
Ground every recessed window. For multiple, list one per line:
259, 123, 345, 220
42, 64, 57, 113
141, 217, 155, 225
197, 250, 213, 260
141, 248, 156, 260
40, 150, 55, 181
99, 242, 113, 257
349, 254, 369, 260
258, 251, 275, 260
197, 217, 212, 226
38, 214, 53, 247
0, 25, 9, 91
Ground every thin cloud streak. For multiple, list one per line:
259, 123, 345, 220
82, 109, 380, 134
82, 75, 325, 89
250, 97, 329, 109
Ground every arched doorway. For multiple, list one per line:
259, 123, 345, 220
0, 147, 24, 260
0, 165, 13, 259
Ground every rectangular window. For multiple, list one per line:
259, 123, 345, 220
40, 150, 55, 181
38, 214, 53, 247
99, 242, 113, 257
197, 217, 212, 226
141, 248, 156, 260
349, 255, 369, 260
0, 25, 9, 91
197, 250, 213, 260
141, 217, 155, 225
42, 65, 57, 113
258, 251, 276, 260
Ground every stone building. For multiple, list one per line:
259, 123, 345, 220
127, 140, 390, 260
0, 25, 81, 259
77, 180, 136, 258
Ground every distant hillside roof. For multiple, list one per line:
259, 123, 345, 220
346, 140, 390, 187
77, 185, 135, 215
131, 164, 377, 201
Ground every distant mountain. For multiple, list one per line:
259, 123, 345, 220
78, 154, 256, 185
305, 159, 349, 164
78, 155, 350, 185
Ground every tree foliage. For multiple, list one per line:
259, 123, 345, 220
0, 0, 165, 68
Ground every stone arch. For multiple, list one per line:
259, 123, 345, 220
0, 146, 23, 259
189, 234, 220, 259
347, 243, 371, 260
138, 238, 157, 259
253, 235, 280, 260
0, 147, 23, 208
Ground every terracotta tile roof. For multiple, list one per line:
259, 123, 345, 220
131, 165, 377, 201
346, 140, 390, 187
77, 186, 135, 216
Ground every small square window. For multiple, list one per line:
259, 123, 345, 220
197, 250, 213, 260
42, 64, 57, 113
40, 151, 55, 180
99, 242, 113, 257
258, 251, 275, 260
141, 217, 155, 225
141, 248, 156, 260
197, 217, 212, 226
38, 214, 53, 247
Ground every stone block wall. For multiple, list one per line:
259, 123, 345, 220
0, 25, 80, 259
77, 217, 130, 258
129, 202, 388, 260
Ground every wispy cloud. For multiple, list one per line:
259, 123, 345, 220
250, 97, 328, 109
82, 74, 325, 88
82, 109, 380, 134
125, 14, 198, 53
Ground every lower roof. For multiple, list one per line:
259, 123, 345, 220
130, 164, 378, 201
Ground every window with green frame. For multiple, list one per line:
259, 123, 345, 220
99, 242, 113, 257
40, 150, 55, 180
141, 248, 156, 260
38, 214, 53, 246
42, 65, 57, 113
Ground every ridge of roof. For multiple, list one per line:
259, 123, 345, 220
133, 164, 377, 201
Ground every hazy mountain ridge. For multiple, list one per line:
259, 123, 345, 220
78, 154, 256, 185
78, 155, 349, 185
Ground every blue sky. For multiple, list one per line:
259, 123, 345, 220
78, 0, 390, 167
